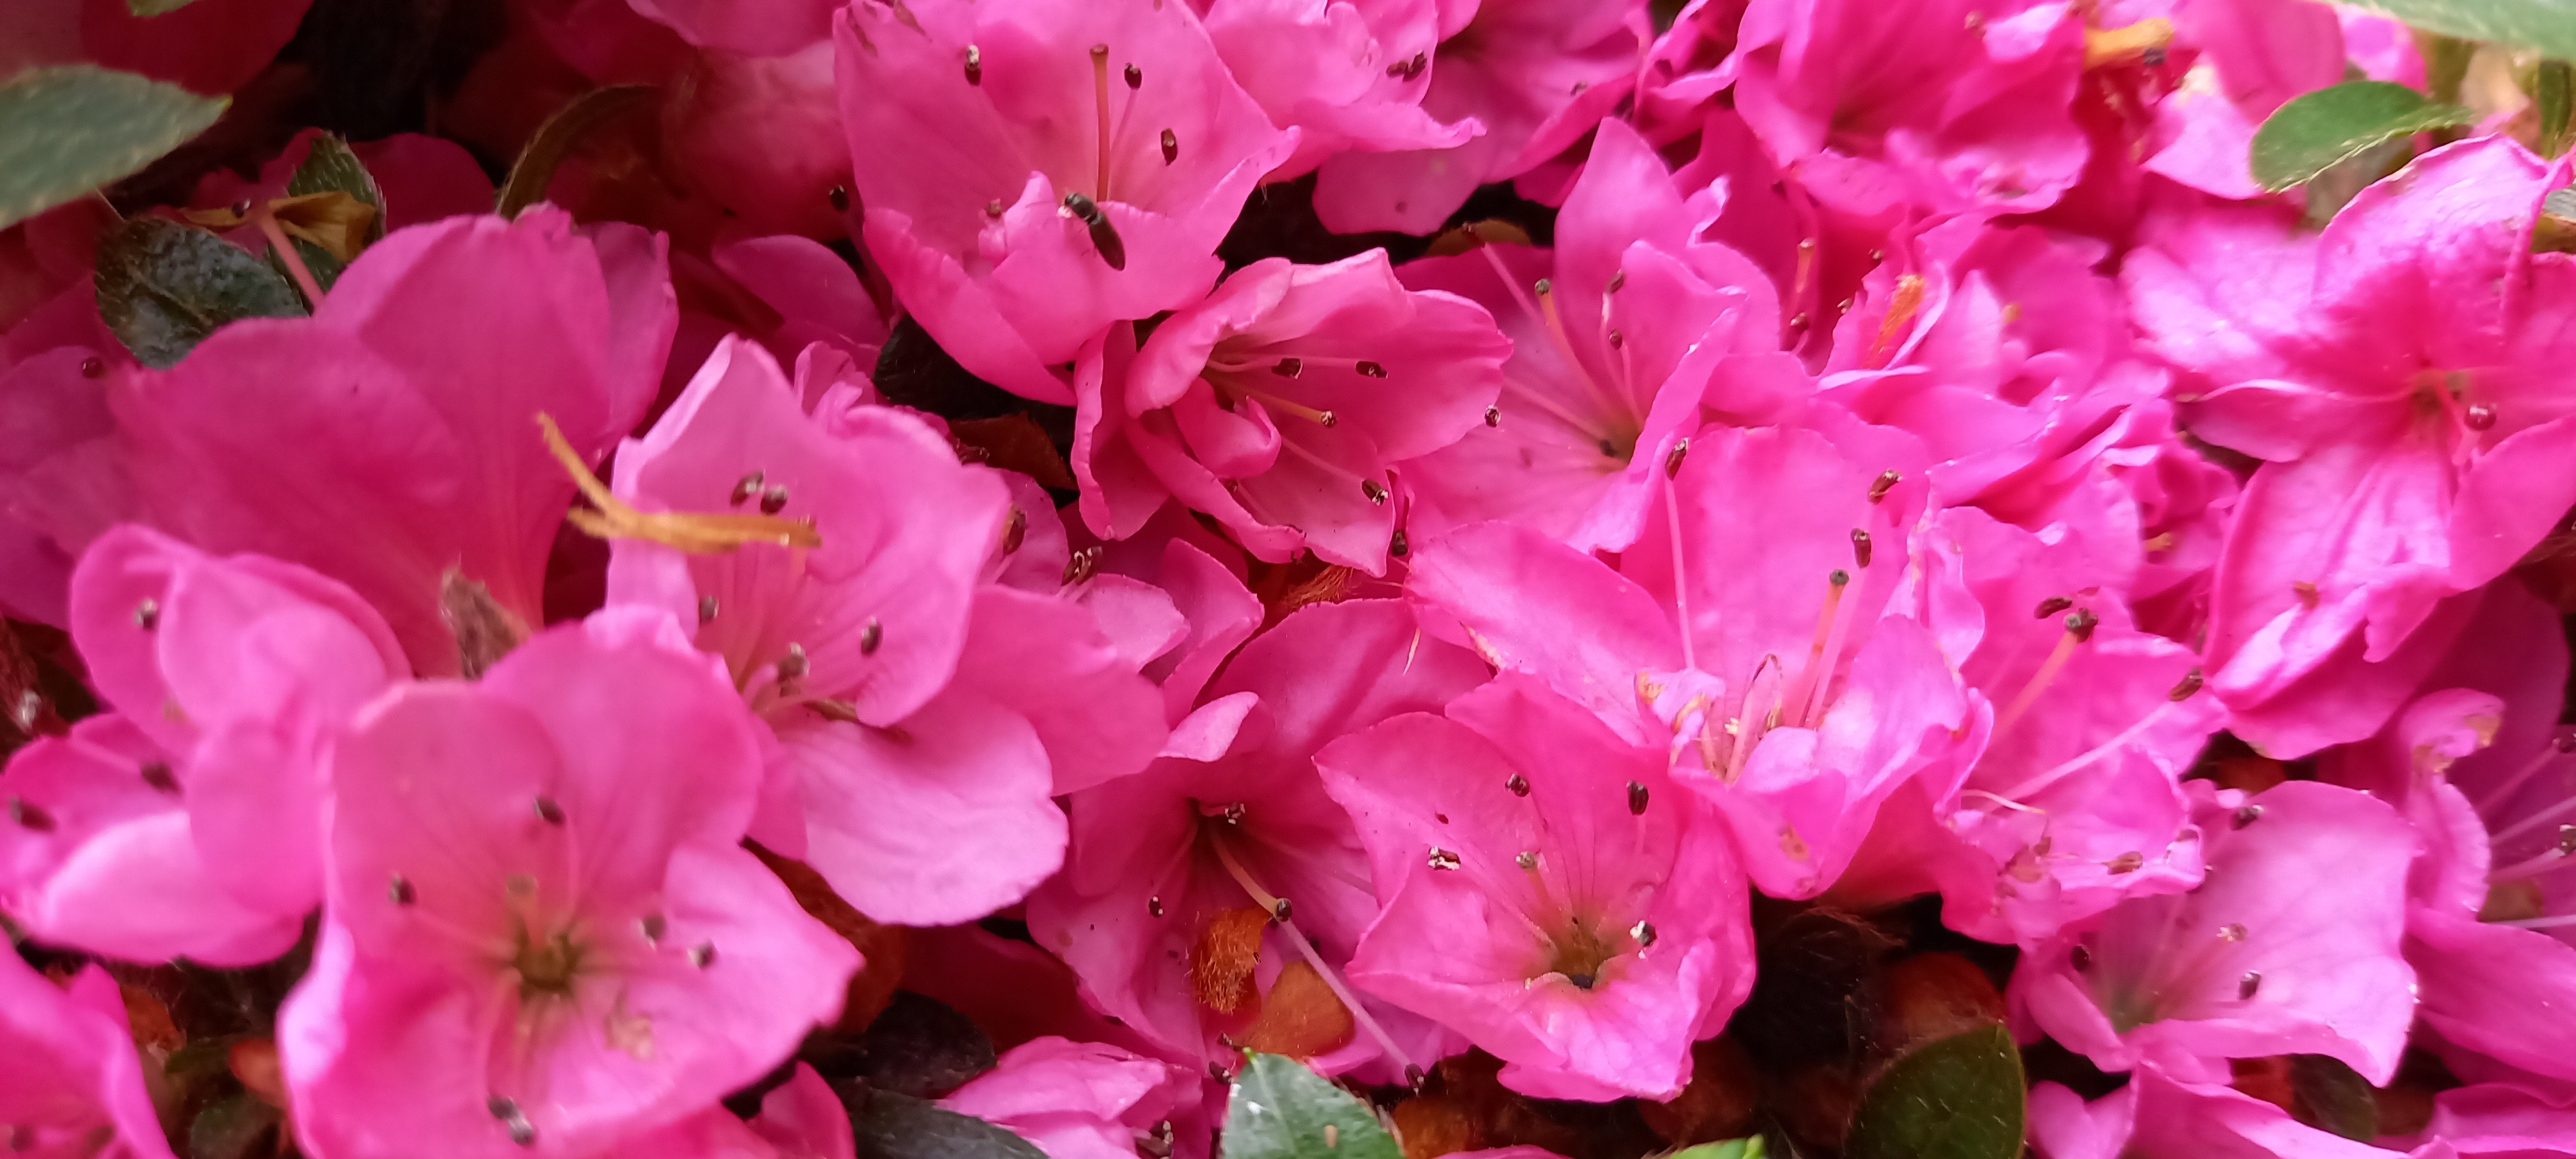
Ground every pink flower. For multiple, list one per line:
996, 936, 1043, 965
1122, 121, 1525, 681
599, 337, 1163, 925
834, 0, 1299, 402
939, 1037, 1197, 1159
1726, 0, 2092, 216
2140, 0, 2351, 200
0, 525, 404, 964
277, 610, 859, 1159
2125, 138, 2576, 756
0, 208, 676, 675
1027, 599, 1486, 1075
1309, 0, 1646, 234
0, 954, 178, 1159
1198, 0, 1481, 178
2010, 780, 2419, 1086
667, 41, 860, 240
1409, 420, 1971, 899
1316, 673, 1755, 1100
1397, 117, 1799, 552
2031, 1064, 2410, 1159
1075, 250, 1507, 573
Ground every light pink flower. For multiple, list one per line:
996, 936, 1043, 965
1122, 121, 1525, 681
1075, 250, 1506, 573
1310, 0, 1645, 234
1318, 673, 1755, 1100
2011, 780, 2419, 1085
940, 1037, 1196, 1159
1397, 117, 1799, 552
0, 525, 404, 964
278, 610, 858, 1159
0, 954, 178, 1159
835, 0, 1299, 402
2125, 138, 2576, 756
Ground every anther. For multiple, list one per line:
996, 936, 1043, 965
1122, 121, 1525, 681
1001, 507, 1027, 556
1631, 920, 1656, 948
2034, 595, 2074, 619
1269, 898, 1293, 922
1850, 529, 1872, 568
1607, 269, 1626, 293
1788, 312, 1811, 335
1316, 410, 1338, 428
1271, 357, 1303, 378
760, 485, 789, 514
777, 643, 809, 683
1357, 361, 1387, 377
1660, 438, 1689, 479
80, 356, 105, 379
1064, 545, 1101, 586
1868, 469, 1900, 502
1505, 773, 1530, 796
2465, 402, 2498, 431
730, 471, 765, 506
2292, 580, 2320, 608
6, 797, 52, 832
689, 941, 717, 968
1148, 896, 1163, 917
389, 874, 416, 905
2232, 804, 2262, 829
133, 598, 160, 630
2063, 608, 2099, 643
2107, 851, 2143, 873
858, 617, 884, 656
1484, 404, 1501, 427
2238, 970, 2262, 999
697, 596, 718, 623
1607, 328, 1625, 350
2559, 824, 2576, 855
1389, 529, 1408, 558
828, 186, 850, 212
2218, 923, 2247, 942
963, 44, 982, 84
1515, 850, 1537, 870
535, 796, 565, 825
1427, 847, 1461, 871
140, 761, 178, 793
1219, 801, 1246, 825
1061, 192, 1126, 270
2169, 667, 2204, 701
1160, 129, 1177, 164
1124, 63, 1142, 89
2070, 944, 2092, 971
640, 913, 666, 943
1361, 479, 1389, 505
985, 200, 1005, 218
1627, 780, 1649, 815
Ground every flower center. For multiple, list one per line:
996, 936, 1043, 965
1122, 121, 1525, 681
511, 920, 587, 997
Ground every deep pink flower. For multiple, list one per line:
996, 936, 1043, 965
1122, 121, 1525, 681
278, 610, 858, 1159
668, 41, 860, 240
1310, 0, 1645, 234
1075, 250, 1507, 572
2031, 1064, 2409, 1159
834, 0, 1299, 402
1317, 673, 1755, 1100
2010, 780, 2418, 1085
0, 0, 314, 97
1410, 420, 1970, 899
600, 337, 1162, 925
0, 525, 404, 964
1397, 117, 1799, 552
2139, 0, 2349, 201
940, 1037, 1197, 1159
1725, 0, 2091, 216
1027, 599, 1486, 1076
0, 209, 676, 675
0, 954, 178, 1159
2420, 1083, 2576, 1156
2125, 138, 2576, 756
1198, 0, 1481, 178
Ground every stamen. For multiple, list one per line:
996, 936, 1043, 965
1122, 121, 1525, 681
2169, 668, 2204, 701
1529, 276, 1629, 429
1124, 63, 1142, 89
1663, 438, 1689, 478
1630, 920, 1655, 948
1777, 570, 1852, 731
760, 485, 790, 514
2231, 805, 2262, 829
1091, 45, 1114, 200
2492, 792, 2576, 847
133, 598, 160, 630
688, 941, 717, 968
1161, 129, 1177, 164
1505, 773, 1530, 796
1361, 480, 1389, 505
535, 796, 565, 825
1627, 781, 1649, 815
860, 617, 884, 655
390, 874, 417, 905
731, 471, 764, 505
1868, 470, 1900, 503
1850, 529, 1872, 568
1484, 404, 1500, 427
1866, 274, 1927, 368
1148, 896, 1162, 917
963, 45, 981, 85
1426, 847, 1462, 871
1357, 361, 1387, 377
1390, 529, 1408, 558
1993, 611, 2093, 740
540, 415, 819, 553
1273, 357, 1303, 378
1207, 825, 1416, 1075
140, 762, 178, 793
1207, 377, 1336, 427
2466, 402, 2497, 430
639, 914, 665, 943
2478, 734, 2576, 816
2500, 913, 2576, 930
697, 596, 718, 623
2034, 595, 2074, 619
2237, 970, 2262, 999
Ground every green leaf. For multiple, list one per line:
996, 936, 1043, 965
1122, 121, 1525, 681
2539, 61, 2575, 158
95, 218, 307, 369
1671, 1138, 1767, 1159
2349, 0, 2576, 64
495, 85, 658, 218
0, 65, 228, 231
2250, 81, 2477, 193
1844, 1022, 2026, 1159
126, 0, 205, 15
851, 1090, 1050, 1159
1220, 1054, 1403, 1159
2289, 1055, 2379, 1142
287, 133, 386, 244
186, 1093, 281, 1159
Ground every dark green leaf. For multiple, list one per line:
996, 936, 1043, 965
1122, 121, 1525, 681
95, 219, 307, 369
2347, 0, 2576, 63
2540, 62, 2574, 158
2290, 1055, 2378, 1142
495, 85, 658, 218
1671, 1139, 1767, 1159
802, 991, 996, 1099
2251, 81, 2477, 192
851, 1090, 1050, 1159
0, 65, 228, 231
1844, 1022, 2025, 1159
186, 1093, 279, 1159
1219, 1053, 1402, 1159
126, 0, 204, 15
288, 133, 386, 244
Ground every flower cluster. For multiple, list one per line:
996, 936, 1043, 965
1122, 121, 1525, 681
5, 0, 2576, 1156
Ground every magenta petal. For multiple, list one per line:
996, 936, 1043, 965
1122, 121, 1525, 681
0, 956, 179, 1159
2409, 909, 2576, 1085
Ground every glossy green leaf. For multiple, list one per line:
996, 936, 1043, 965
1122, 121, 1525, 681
2251, 81, 2477, 192
0, 65, 228, 230
95, 218, 307, 369
1220, 1054, 1403, 1159
1844, 1022, 2026, 1159
2347, 0, 2576, 63
851, 1091, 1050, 1159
